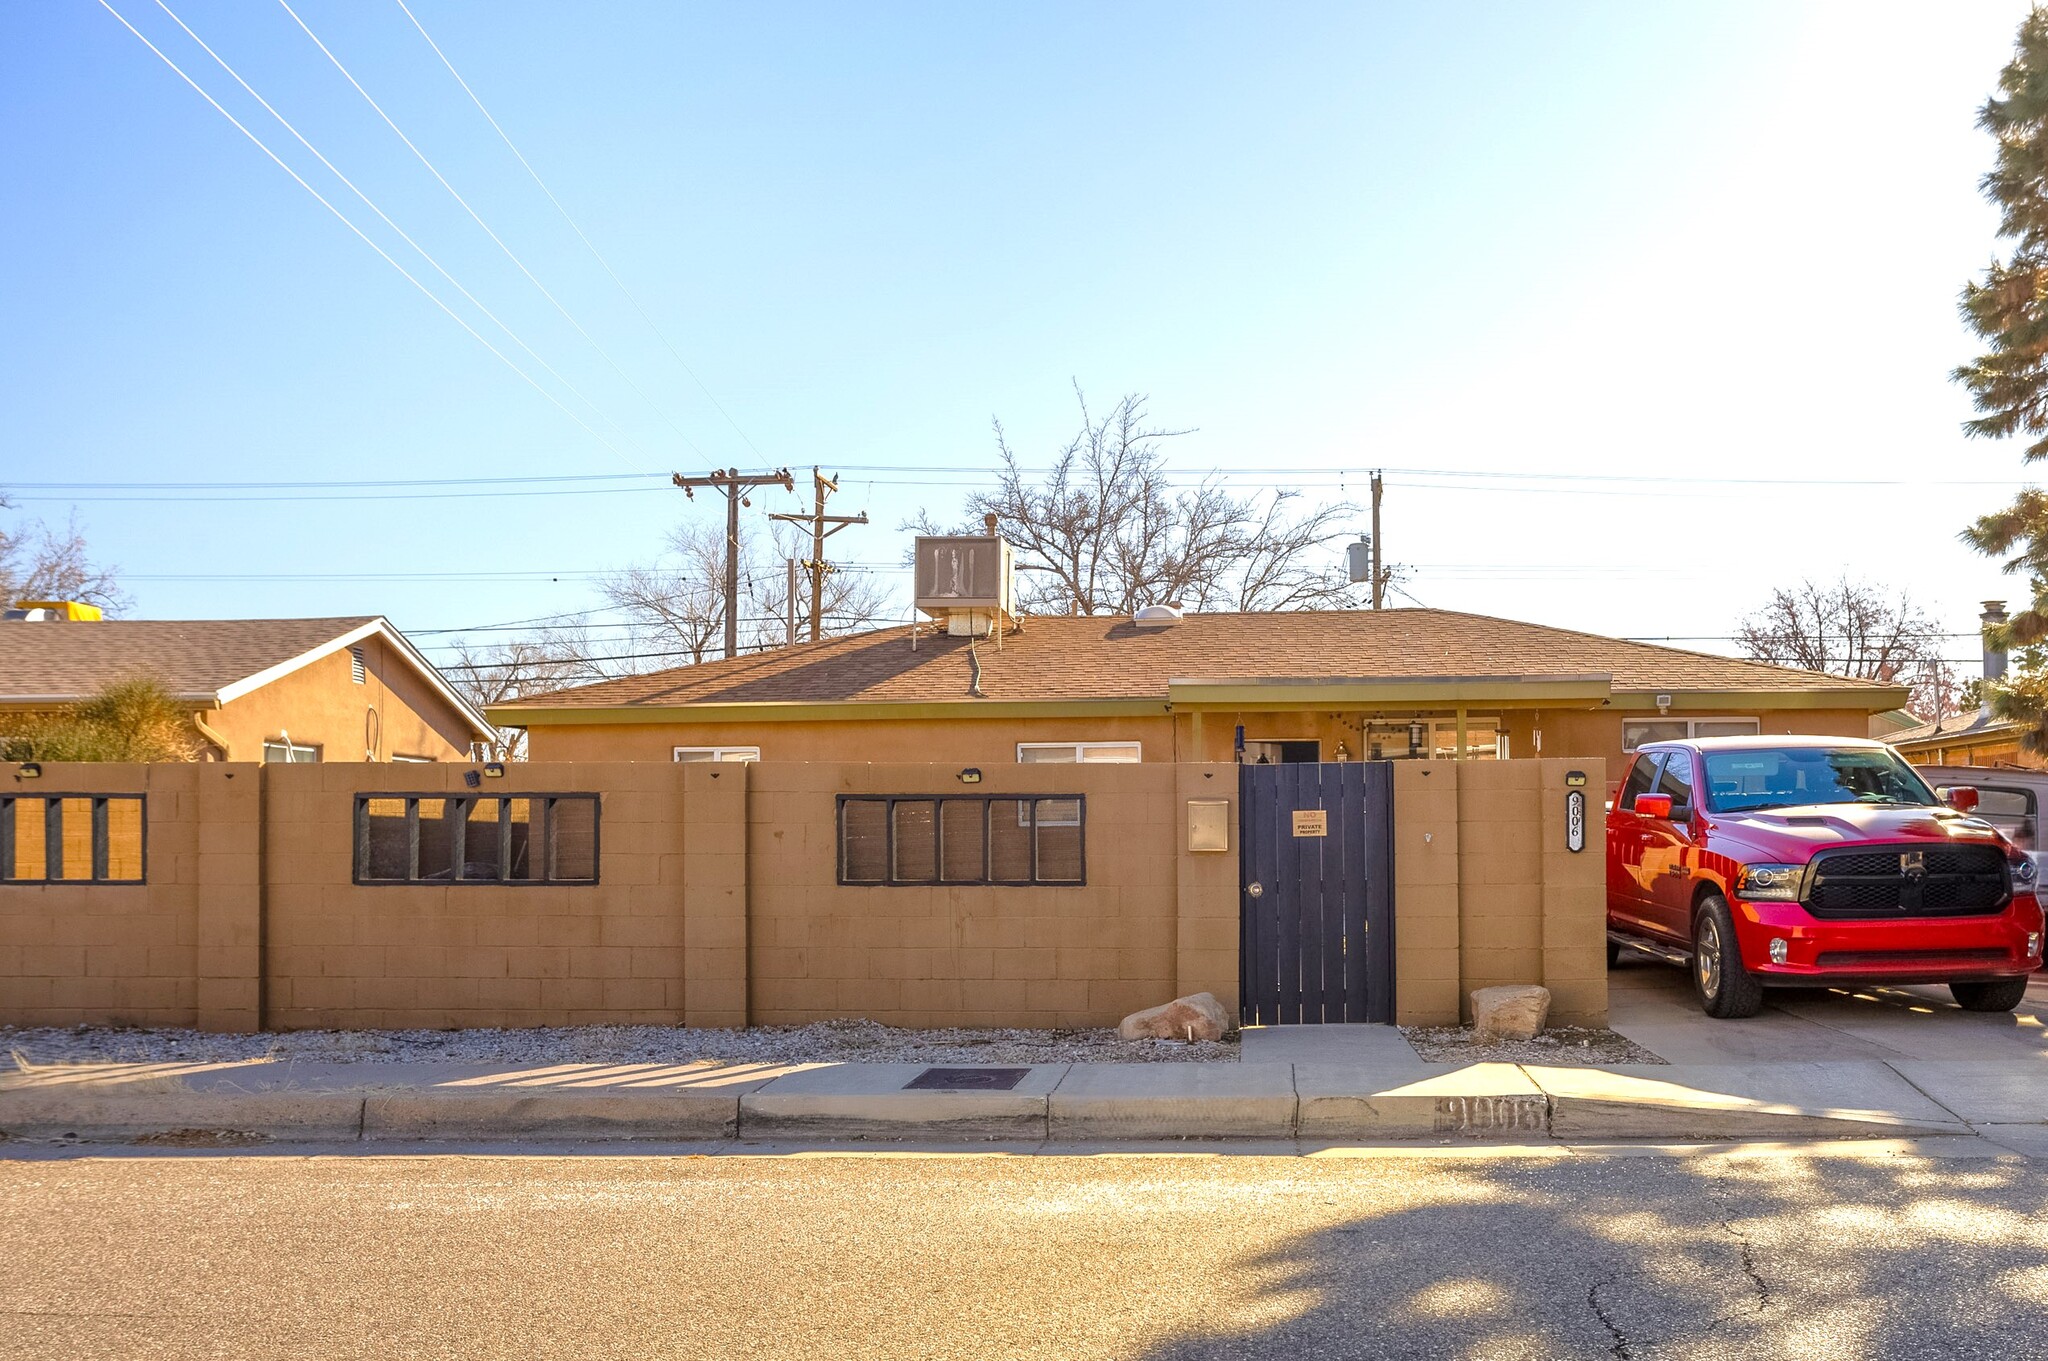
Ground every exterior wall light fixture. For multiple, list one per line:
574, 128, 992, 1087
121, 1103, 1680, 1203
958, 767, 983, 783
17, 762, 40, 779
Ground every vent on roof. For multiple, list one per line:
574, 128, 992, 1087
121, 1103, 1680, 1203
1132, 604, 1182, 629
913, 530, 1015, 637
350, 647, 366, 684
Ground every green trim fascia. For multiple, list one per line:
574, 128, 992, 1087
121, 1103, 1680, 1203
488, 698, 1171, 727
1607, 688, 1911, 713
1167, 678, 1612, 708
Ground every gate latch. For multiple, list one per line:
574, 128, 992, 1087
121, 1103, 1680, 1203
1246, 882, 1264, 899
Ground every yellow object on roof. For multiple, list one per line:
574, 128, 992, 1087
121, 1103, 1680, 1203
13, 601, 102, 621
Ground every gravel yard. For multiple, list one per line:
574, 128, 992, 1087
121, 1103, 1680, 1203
1, 1018, 1239, 1068
1398, 1024, 1666, 1066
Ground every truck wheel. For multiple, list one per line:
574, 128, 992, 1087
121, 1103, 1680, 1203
1950, 978, 2030, 1013
1607, 939, 1621, 968
1692, 895, 1764, 1019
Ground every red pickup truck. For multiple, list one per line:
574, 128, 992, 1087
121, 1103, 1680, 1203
1608, 736, 2042, 1018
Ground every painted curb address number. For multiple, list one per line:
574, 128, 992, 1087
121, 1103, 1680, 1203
1565, 790, 1587, 853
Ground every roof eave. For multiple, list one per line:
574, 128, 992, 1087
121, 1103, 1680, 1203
488, 698, 1171, 727
1607, 687, 1910, 713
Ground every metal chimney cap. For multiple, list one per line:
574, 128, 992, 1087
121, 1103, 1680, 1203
1982, 601, 2010, 619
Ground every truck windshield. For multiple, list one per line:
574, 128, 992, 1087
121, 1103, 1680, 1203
1702, 747, 1939, 813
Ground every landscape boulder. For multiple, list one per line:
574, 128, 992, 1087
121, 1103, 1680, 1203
1118, 992, 1233, 1042
1470, 985, 1551, 1044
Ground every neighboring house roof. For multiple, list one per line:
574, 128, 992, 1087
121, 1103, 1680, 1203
0, 615, 495, 738
1886, 709, 2023, 750
491, 609, 1906, 723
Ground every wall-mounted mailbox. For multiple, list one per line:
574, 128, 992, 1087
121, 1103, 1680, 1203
1187, 799, 1230, 853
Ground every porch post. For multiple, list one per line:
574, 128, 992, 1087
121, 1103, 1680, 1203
1455, 707, 1468, 760
1190, 709, 1204, 761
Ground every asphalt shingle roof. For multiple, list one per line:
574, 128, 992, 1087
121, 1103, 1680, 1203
507, 608, 1897, 711
0, 617, 377, 701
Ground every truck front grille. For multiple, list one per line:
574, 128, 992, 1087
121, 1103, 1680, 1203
1804, 844, 2009, 919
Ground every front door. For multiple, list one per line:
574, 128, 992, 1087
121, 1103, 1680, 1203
1238, 761, 1395, 1024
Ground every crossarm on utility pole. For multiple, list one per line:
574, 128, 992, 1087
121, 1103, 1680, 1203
672, 466, 796, 658
767, 466, 869, 643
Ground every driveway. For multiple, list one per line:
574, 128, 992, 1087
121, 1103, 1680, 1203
1608, 950, 2048, 1064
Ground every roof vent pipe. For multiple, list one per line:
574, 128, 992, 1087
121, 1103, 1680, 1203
1983, 600, 2010, 718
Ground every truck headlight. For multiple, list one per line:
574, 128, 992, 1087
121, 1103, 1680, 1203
1738, 863, 1803, 902
2010, 850, 2038, 887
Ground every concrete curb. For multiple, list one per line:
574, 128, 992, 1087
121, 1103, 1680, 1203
363, 1092, 741, 1141
0, 1055, 2010, 1146
0, 1089, 367, 1142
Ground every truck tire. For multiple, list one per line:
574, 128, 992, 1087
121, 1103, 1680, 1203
1607, 939, 1622, 967
1950, 978, 2030, 1013
1692, 895, 1764, 1019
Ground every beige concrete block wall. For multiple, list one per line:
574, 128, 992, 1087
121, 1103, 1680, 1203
742, 761, 1231, 1028
0, 763, 209, 1028
263, 762, 697, 1031
4, 757, 1597, 1034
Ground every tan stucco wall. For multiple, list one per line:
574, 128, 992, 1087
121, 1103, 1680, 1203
205, 636, 477, 763
524, 705, 1873, 788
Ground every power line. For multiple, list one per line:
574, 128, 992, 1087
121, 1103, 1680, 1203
93, 0, 631, 461
276, 0, 706, 463
150, 0, 649, 463
390, 0, 764, 460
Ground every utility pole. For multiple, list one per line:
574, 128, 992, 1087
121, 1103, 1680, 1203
672, 467, 795, 659
769, 467, 869, 643
785, 558, 798, 647
1369, 470, 1385, 610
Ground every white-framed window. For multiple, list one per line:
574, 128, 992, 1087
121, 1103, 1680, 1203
390, 753, 435, 764
1016, 741, 1142, 764
263, 738, 321, 764
673, 746, 760, 763
1360, 720, 1508, 761
1621, 717, 1760, 752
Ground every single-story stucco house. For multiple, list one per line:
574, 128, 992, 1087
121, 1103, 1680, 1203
488, 607, 1906, 784
0, 612, 494, 762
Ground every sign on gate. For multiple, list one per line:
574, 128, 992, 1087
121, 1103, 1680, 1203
1291, 809, 1327, 837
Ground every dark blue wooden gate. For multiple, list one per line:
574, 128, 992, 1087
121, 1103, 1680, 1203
1239, 761, 1395, 1025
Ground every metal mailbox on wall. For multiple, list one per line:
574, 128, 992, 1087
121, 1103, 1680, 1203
1187, 799, 1230, 853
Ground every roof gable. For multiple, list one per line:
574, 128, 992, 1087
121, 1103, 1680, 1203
0, 616, 494, 738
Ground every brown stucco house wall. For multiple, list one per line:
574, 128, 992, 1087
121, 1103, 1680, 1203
493, 608, 1905, 784
0, 616, 492, 763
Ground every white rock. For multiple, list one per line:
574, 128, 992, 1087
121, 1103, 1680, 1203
1470, 985, 1551, 1044
1117, 992, 1234, 1042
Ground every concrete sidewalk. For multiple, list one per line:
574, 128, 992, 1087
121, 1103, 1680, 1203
1, 1048, 2027, 1146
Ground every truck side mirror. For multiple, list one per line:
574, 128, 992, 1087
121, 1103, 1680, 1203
1940, 785, 1981, 813
1632, 793, 1674, 819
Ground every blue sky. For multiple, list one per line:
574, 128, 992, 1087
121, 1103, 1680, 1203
1, 1, 2039, 676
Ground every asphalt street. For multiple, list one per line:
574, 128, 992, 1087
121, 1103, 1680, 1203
5, 1142, 2048, 1360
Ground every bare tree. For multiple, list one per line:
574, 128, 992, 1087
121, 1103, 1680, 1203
598, 520, 893, 664
914, 387, 1363, 616
1736, 578, 1943, 696
0, 504, 128, 612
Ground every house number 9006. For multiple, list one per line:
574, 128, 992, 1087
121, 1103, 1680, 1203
1565, 790, 1587, 853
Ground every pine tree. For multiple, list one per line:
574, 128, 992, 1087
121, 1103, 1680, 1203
1958, 11, 2048, 740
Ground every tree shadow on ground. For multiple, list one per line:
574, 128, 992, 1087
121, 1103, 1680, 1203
1132, 1148, 2048, 1360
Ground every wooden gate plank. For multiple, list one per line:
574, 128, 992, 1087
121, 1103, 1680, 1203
1364, 761, 1397, 1024
1334, 761, 1366, 1022
1252, 764, 1283, 1026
